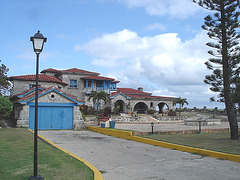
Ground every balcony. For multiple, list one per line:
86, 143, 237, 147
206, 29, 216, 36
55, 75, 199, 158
84, 80, 117, 94
84, 87, 112, 94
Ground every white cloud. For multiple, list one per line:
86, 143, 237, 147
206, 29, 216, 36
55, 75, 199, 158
77, 29, 221, 107
145, 23, 166, 31
107, 0, 202, 19
92, 58, 118, 67
56, 33, 69, 40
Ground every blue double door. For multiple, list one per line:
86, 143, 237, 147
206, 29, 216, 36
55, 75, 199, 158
29, 105, 73, 130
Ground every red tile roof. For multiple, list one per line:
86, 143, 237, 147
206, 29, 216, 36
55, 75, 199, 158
40, 68, 61, 73
81, 75, 115, 81
61, 68, 100, 75
9, 74, 68, 85
110, 88, 176, 99
11, 86, 84, 104
41, 68, 100, 76
112, 80, 120, 83
116, 88, 152, 96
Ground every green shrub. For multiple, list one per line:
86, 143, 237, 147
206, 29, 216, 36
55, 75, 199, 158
87, 106, 96, 115
113, 105, 120, 114
0, 96, 12, 119
168, 109, 176, 116
81, 112, 86, 121
147, 109, 156, 114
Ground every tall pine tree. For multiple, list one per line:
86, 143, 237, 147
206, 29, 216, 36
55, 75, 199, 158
0, 60, 10, 95
194, 0, 240, 139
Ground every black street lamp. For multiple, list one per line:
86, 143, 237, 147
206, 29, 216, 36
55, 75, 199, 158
151, 122, 154, 135
29, 31, 47, 180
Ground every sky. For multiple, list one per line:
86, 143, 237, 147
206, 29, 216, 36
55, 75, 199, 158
0, 0, 226, 108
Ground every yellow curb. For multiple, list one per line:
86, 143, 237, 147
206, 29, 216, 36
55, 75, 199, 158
87, 126, 240, 163
28, 129, 103, 180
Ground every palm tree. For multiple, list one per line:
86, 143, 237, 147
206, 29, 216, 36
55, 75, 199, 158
173, 97, 188, 116
88, 91, 109, 123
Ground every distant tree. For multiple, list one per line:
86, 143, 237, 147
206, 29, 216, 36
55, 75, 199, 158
0, 96, 12, 119
88, 91, 109, 123
173, 97, 188, 109
194, 0, 240, 139
173, 97, 188, 116
0, 60, 10, 95
232, 76, 240, 113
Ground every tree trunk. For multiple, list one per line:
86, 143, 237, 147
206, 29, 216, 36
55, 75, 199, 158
221, 1, 239, 140
96, 100, 99, 125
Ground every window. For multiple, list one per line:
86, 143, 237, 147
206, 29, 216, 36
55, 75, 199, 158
84, 80, 91, 88
29, 84, 41, 89
150, 102, 153, 108
110, 83, 117, 90
96, 81, 103, 87
70, 80, 77, 88
29, 84, 35, 89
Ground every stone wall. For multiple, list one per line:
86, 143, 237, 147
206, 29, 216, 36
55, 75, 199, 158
61, 74, 86, 101
73, 106, 85, 129
15, 104, 29, 127
176, 107, 227, 115
37, 91, 74, 103
11, 80, 63, 95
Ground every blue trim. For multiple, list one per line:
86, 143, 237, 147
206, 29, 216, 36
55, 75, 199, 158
17, 87, 44, 98
86, 80, 88, 92
110, 82, 117, 90
27, 102, 77, 107
19, 88, 84, 105
70, 79, 77, 88
109, 93, 132, 99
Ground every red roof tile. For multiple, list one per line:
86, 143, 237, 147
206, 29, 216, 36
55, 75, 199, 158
81, 75, 115, 81
110, 88, 176, 99
128, 94, 176, 99
112, 80, 120, 83
9, 74, 68, 85
13, 86, 84, 104
61, 68, 100, 75
116, 88, 152, 96
40, 68, 61, 73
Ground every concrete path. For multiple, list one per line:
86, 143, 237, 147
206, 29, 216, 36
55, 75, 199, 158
115, 122, 231, 133
39, 130, 240, 180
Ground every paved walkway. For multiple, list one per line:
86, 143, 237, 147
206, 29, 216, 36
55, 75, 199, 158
39, 128, 240, 180
115, 122, 232, 133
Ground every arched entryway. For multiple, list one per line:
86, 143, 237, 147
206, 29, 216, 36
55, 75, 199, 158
134, 102, 148, 114
157, 103, 169, 113
115, 100, 125, 113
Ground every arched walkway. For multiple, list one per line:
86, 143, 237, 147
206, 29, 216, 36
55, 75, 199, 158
157, 103, 169, 113
134, 102, 148, 114
115, 100, 125, 113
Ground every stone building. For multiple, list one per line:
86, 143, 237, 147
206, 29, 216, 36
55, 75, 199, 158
110, 87, 176, 114
9, 67, 176, 130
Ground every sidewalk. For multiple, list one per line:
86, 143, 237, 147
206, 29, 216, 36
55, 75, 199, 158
115, 122, 232, 134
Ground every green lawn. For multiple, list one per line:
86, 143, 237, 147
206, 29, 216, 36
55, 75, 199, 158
0, 128, 94, 180
142, 132, 240, 155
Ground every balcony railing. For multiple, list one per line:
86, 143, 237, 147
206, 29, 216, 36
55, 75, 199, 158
84, 87, 112, 94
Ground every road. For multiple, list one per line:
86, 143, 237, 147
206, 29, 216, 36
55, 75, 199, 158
39, 130, 240, 180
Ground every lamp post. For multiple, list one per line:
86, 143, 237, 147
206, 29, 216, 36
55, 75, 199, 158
29, 30, 47, 180
151, 122, 154, 135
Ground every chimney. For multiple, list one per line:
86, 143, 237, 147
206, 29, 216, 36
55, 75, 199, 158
138, 87, 143, 92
